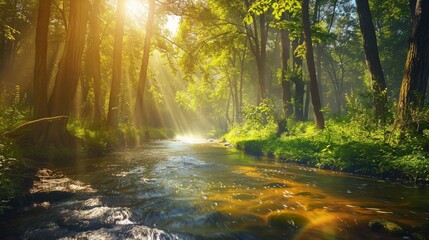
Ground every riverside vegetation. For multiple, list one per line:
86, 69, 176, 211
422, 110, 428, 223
224, 98, 429, 182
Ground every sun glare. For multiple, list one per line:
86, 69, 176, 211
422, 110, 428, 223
165, 15, 180, 35
125, 0, 148, 21
175, 135, 206, 144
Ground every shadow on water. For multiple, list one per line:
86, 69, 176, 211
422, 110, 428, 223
1, 139, 429, 239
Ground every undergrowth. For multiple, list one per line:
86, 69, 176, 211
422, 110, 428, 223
224, 99, 429, 182
0, 138, 27, 215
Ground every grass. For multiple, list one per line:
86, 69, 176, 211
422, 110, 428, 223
224, 119, 429, 182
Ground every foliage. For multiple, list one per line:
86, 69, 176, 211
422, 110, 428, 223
225, 99, 278, 141
0, 137, 26, 215
0, 86, 30, 132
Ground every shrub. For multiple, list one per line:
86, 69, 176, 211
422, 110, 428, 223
0, 138, 26, 214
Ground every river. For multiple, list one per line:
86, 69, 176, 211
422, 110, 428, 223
1, 138, 428, 239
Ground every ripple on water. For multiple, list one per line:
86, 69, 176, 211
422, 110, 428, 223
61, 225, 187, 240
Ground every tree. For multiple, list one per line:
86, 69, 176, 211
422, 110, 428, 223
244, 0, 270, 103
86, 0, 104, 123
43, 0, 89, 145
33, 0, 52, 120
302, 0, 325, 129
280, 12, 293, 118
134, 0, 156, 128
107, 0, 126, 128
355, 0, 387, 120
292, 37, 305, 121
396, 0, 429, 131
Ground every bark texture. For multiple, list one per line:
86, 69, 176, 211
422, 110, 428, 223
302, 0, 325, 129
107, 0, 126, 128
33, 0, 52, 119
134, 0, 156, 128
396, 0, 429, 131
355, 0, 388, 120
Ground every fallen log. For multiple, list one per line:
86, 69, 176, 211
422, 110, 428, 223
1, 116, 68, 139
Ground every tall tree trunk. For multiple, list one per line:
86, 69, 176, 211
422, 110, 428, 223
88, 0, 103, 123
292, 38, 305, 121
238, 45, 246, 123
43, 0, 89, 145
244, 0, 267, 104
302, 0, 325, 129
304, 82, 310, 121
355, 0, 388, 120
33, 0, 52, 120
258, 14, 267, 102
280, 14, 293, 118
396, 0, 429, 131
107, 0, 126, 128
134, 0, 155, 129
313, 0, 324, 107
316, 45, 324, 106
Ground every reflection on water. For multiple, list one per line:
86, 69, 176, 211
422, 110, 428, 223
1, 139, 429, 239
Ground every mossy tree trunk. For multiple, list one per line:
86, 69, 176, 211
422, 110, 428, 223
396, 0, 429, 131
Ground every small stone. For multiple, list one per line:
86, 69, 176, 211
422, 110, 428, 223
368, 219, 403, 235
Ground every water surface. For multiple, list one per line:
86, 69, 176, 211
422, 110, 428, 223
1, 139, 428, 239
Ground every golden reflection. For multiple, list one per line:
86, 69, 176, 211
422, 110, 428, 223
200, 164, 415, 239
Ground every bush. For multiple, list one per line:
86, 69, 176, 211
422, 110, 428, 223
0, 138, 26, 214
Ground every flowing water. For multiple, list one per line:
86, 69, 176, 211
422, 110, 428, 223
1, 138, 428, 239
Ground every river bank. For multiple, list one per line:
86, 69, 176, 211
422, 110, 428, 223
224, 120, 429, 183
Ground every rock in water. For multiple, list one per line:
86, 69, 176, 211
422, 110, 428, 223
368, 219, 403, 235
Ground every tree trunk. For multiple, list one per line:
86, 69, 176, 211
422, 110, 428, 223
280, 29, 293, 118
355, 0, 388, 120
107, 0, 126, 128
396, 0, 429, 131
88, 0, 103, 123
238, 44, 247, 123
243, 0, 267, 104
304, 82, 310, 121
292, 38, 305, 121
43, 0, 89, 145
134, 0, 155, 129
302, 0, 325, 129
33, 0, 52, 120
258, 14, 267, 102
